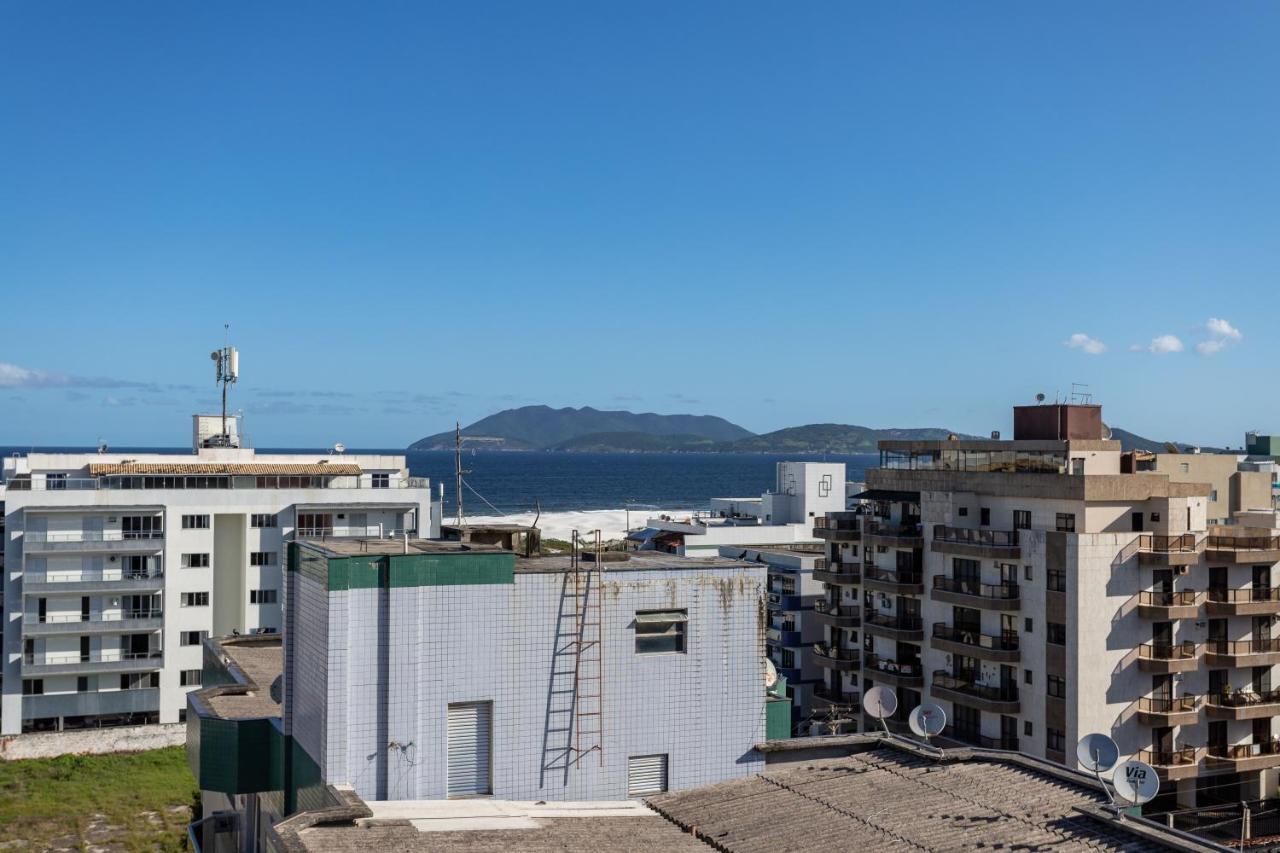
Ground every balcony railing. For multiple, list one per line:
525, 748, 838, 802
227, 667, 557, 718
24, 650, 163, 666
931, 623, 1019, 653
1209, 690, 1280, 709
1207, 638, 1280, 656
25, 570, 164, 584
944, 725, 1018, 751
6, 476, 428, 491
1137, 533, 1199, 554
812, 684, 860, 708
1139, 747, 1199, 769
813, 600, 861, 624
24, 530, 165, 544
932, 525, 1019, 549
36, 610, 162, 624
865, 654, 923, 679
864, 612, 923, 633
932, 576, 1020, 602
1206, 534, 1280, 552
1208, 740, 1280, 761
1138, 695, 1201, 715
1207, 587, 1280, 604
812, 644, 860, 665
813, 516, 862, 533
864, 566, 923, 587
1138, 590, 1199, 608
931, 670, 1019, 704
864, 520, 923, 541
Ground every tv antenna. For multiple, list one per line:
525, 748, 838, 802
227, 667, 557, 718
863, 685, 898, 736
1076, 733, 1121, 810
209, 324, 239, 442
1070, 382, 1093, 405
908, 702, 947, 750
1111, 758, 1159, 811
454, 422, 471, 527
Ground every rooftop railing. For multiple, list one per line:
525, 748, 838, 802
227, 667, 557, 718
5, 475, 429, 492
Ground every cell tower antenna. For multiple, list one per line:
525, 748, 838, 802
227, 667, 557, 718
209, 327, 239, 445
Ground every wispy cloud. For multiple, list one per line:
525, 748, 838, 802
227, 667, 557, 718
0, 361, 165, 390
1063, 333, 1106, 355
1197, 317, 1242, 356
1148, 335, 1184, 355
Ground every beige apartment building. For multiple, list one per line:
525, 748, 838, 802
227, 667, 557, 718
813, 403, 1280, 810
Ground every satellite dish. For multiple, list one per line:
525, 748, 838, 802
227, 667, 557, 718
333, 443, 346, 455
1112, 759, 1159, 805
764, 658, 778, 689
1035, 392, 1046, 404
1101, 421, 1114, 440
863, 686, 898, 720
1076, 733, 1119, 773
908, 703, 946, 739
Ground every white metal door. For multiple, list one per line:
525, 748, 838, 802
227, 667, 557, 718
447, 702, 492, 797
627, 754, 668, 796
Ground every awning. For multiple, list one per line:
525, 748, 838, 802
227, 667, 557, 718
626, 527, 663, 542
635, 611, 688, 624
850, 489, 920, 503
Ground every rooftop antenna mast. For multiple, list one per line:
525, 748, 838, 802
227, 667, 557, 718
454, 422, 470, 527
209, 325, 239, 444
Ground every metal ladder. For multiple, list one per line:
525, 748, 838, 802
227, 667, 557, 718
569, 530, 604, 766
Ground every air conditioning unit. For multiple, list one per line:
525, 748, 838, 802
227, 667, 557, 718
1176, 566, 1189, 575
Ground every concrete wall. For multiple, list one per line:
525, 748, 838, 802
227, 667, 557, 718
0, 722, 185, 760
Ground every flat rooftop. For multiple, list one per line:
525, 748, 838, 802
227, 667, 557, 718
513, 550, 753, 573
197, 636, 283, 720
298, 538, 508, 558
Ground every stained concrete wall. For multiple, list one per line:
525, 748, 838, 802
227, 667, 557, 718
0, 722, 185, 760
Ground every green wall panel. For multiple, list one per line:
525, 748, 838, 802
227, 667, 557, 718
766, 695, 791, 741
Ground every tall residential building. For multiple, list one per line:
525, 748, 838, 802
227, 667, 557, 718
814, 403, 1280, 810
1, 412, 438, 735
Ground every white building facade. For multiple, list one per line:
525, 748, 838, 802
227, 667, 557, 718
1, 417, 437, 735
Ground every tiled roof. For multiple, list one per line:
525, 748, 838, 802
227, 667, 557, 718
647, 747, 1187, 852
88, 462, 362, 476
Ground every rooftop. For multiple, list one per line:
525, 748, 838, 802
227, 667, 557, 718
194, 635, 283, 720
298, 538, 508, 557
513, 549, 753, 573
87, 461, 363, 476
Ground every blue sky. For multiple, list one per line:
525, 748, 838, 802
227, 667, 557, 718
2, 3, 1277, 448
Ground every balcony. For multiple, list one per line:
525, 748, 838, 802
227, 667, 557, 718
1135, 533, 1202, 567
766, 591, 805, 612
1205, 534, 1280, 565
23, 571, 165, 596
1139, 747, 1201, 781
812, 562, 861, 587
865, 654, 924, 688
22, 611, 164, 637
943, 725, 1018, 751
930, 576, 1021, 611
863, 519, 923, 548
931, 525, 1020, 559
1138, 641, 1201, 673
1207, 740, 1280, 773
1206, 690, 1280, 721
1204, 638, 1280, 668
812, 514, 863, 542
21, 650, 164, 677
812, 644, 860, 672
1205, 587, 1280, 617
863, 566, 924, 595
811, 684, 860, 711
23, 687, 160, 720
1134, 695, 1201, 726
1136, 590, 1201, 620
813, 600, 861, 628
930, 670, 1020, 713
766, 625, 804, 647
931, 623, 1020, 662
22, 531, 164, 554
863, 612, 924, 642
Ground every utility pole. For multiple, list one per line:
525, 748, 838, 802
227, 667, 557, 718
454, 422, 466, 528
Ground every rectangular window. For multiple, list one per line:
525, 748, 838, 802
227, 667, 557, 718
250, 551, 277, 567
1055, 513, 1076, 533
1024, 617, 1033, 633
1047, 568, 1066, 592
46, 472, 68, 490
1024, 565, 1032, 581
250, 589, 278, 605
181, 630, 208, 646
1047, 622, 1066, 645
1024, 720, 1033, 737
1047, 727, 1065, 752
180, 669, 203, 687
121, 672, 159, 690
181, 592, 210, 607
182, 514, 210, 530
958, 507, 968, 517
297, 513, 333, 537
1013, 510, 1031, 530
1210, 489, 1219, 502
1047, 674, 1066, 699
77, 676, 89, 693
1150, 512, 1161, 523
1024, 669, 1033, 685
372, 473, 390, 489
635, 610, 687, 654
251, 513, 278, 528
182, 553, 210, 568
22, 679, 43, 696
980, 507, 991, 526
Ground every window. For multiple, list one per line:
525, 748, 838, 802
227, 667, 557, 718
781, 648, 795, 668
1047, 622, 1066, 645
23, 679, 43, 695
251, 513, 278, 528
181, 630, 208, 646
372, 473, 390, 489
181, 592, 210, 607
297, 513, 333, 536
121, 672, 159, 690
180, 669, 202, 687
1024, 720, 1033, 737
182, 514, 210, 530
1047, 568, 1066, 592
1210, 489, 1219, 502
1180, 462, 1190, 473
980, 507, 991, 526
250, 551, 277, 567
958, 507, 969, 517
77, 676, 89, 693
1024, 669, 1033, 685
1013, 510, 1031, 530
1024, 617, 1033, 633
1024, 565, 1032, 581
635, 610, 687, 654
1150, 512, 1161, 523
1055, 513, 1076, 533
250, 589, 278, 605
178, 710, 187, 723
182, 553, 210, 568
1047, 727, 1065, 752
47, 473, 68, 490
1047, 674, 1066, 698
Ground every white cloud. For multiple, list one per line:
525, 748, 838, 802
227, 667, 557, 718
0, 362, 63, 388
1206, 317, 1242, 341
1196, 339, 1226, 355
1148, 335, 1184, 355
1063, 333, 1106, 355
1128, 344, 1143, 352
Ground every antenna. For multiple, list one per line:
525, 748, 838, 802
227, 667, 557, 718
1035, 392, 1046, 404
1111, 759, 1159, 809
764, 658, 779, 690
863, 685, 898, 736
1070, 382, 1093, 405
454, 422, 470, 528
1076, 733, 1121, 809
908, 703, 946, 747
209, 326, 239, 445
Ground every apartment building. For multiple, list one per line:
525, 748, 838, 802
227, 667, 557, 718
1128, 450, 1272, 525
1, 412, 438, 735
186, 538, 781, 851
814, 403, 1280, 810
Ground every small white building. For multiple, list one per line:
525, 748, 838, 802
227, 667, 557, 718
634, 462, 847, 557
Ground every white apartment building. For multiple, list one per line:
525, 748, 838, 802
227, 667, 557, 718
815, 403, 1280, 811
632, 461, 846, 556
1, 412, 438, 735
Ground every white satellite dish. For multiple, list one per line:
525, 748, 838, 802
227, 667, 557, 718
909, 703, 947, 739
1076, 733, 1119, 773
764, 658, 778, 689
863, 685, 898, 720
333, 443, 346, 455
1112, 759, 1159, 805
